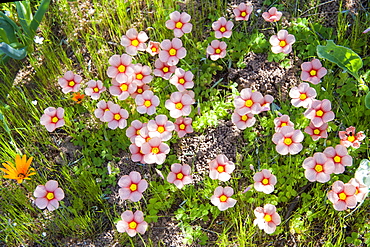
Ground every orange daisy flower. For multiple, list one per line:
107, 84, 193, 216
1, 154, 36, 183
72, 92, 85, 104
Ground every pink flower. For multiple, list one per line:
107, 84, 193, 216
165, 91, 193, 118
273, 115, 294, 132
33, 180, 65, 211
120, 28, 148, 56
167, 163, 192, 189
116, 210, 148, 237
129, 143, 146, 164
234, 88, 264, 115
210, 186, 237, 211
40, 107, 65, 132
272, 126, 304, 155
339, 126, 366, 149
262, 7, 282, 22
132, 63, 153, 86
174, 117, 193, 137
147, 115, 175, 141
206, 40, 227, 61
327, 180, 357, 211
289, 83, 317, 108
304, 122, 328, 141
135, 90, 160, 115
58, 71, 82, 94
134, 125, 150, 147
253, 169, 277, 194
323, 145, 352, 174
269, 30, 295, 54
118, 171, 148, 202
141, 137, 170, 164
109, 77, 137, 100
260, 94, 274, 112
233, 2, 253, 21
85, 80, 106, 100
302, 152, 335, 183
304, 99, 335, 127
348, 178, 368, 203
146, 41, 161, 56
253, 204, 281, 234
153, 59, 176, 80
107, 54, 134, 83
169, 68, 194, 92
94, 100, 115, 122
232, 111, 256, 130
301, 59, 327, 85
165, 11, 192, 38
159, 38, 186, 66
212, 17, 233, 39
103, 103, 129, 130
130, 84, 150, 99
126, 120, 144, 143
209, 154, 235, 182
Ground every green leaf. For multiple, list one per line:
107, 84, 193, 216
30, 0, 51, 34
15, 1, 33, 43
0, 42, 27, 60
317, 40, 363, 82
365, 92, 370, 109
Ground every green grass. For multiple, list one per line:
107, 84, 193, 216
1, 0, 369, 246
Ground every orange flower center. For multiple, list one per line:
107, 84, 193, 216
179, 78, 185, 84
220, 26, 226, 33
316, 110, 324, 117
152, 147, 159, 154
241, 115, 248, 121
144, 100, 152, 107
163, 67, 169, 73
217, 165, 225, 173
338, 192, 347, 201
245, 99, 253, 107
262, 178, 269, 185
68, 80, 75, 87
175, 21, 183, 29
157, 126, 165, 133
264, 214, 272, 222
279, 40, 287, 47
334, 156, 341, 163
169, 48, 177, 56
215, 48, 221, 54
284, 137, 292, 145
51, 117, 59, 123
93, 87, 99, 92
129, 221, 137, 229
129, 183, 137, 191
299, 93, 307, 100
313, 129, 320, 135
241, 11, 247, 17
114, 114, 121, 120
46, 192, 54, 200
17, 173, 25, 179
281, 122, 287, 127
179, 123, 186, 130
347, 135, 355, 142
175, 102, 183, 109
310, 70, 317, 76
176, 173, 184, 180
118, 65, 126, 73
314, 164, 323, 173
219, 195, 227, 202
136, 73, 143, 80
120, 84, 128, 91
131, 39, 139, 47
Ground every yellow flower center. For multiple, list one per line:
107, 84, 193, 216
120, 84, 128, 91
131, 39, 139, 47
145, 137, 151, 142
220, 26, 226, 33
169, 48, 177, 56
129, 183, 137, 191
144, 100, 152, 107
105, 108, 110, 112
93, 87, 99, 92
114, 114, 121, 120
347, 135, 355, 142
313, 129, 320, 135
338, 192, 347, 201
129, 221, 137, 229
316, 110, 324, 117
334, 156, 341, 163
264, 214, 272, 222
219, 195, 227, 202
241, 115, 248, 121
179, 123, 186, 130
179, 78, 185, 84
175, 21, 183, 29
215, 48, 221, 54
176, 173, 184, 180
136, 73, 143, 80
310, 70, 317, 76
68, 80, 75, 87
175, 102, 183, 109
136, 129, 141, 135
284, 137, 292, 145
46, 192, 54, 200
151, 47, 157, 52
163, 67, 169, 73
299, 93, 307, 100
118, 65, 126, 73
217, 165, 225, 173
152, 147, 159, 154
355, 188, 359, 195
279, 40, 287, 47
314, 164, 323, 173
245, 99, 253, 107
157, 126, 165, 133
241, 11, 247, 17
51, 117, 59, 123
137, 88, 143, 94
281, 122, 287, 127
262, 178, 269, 185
